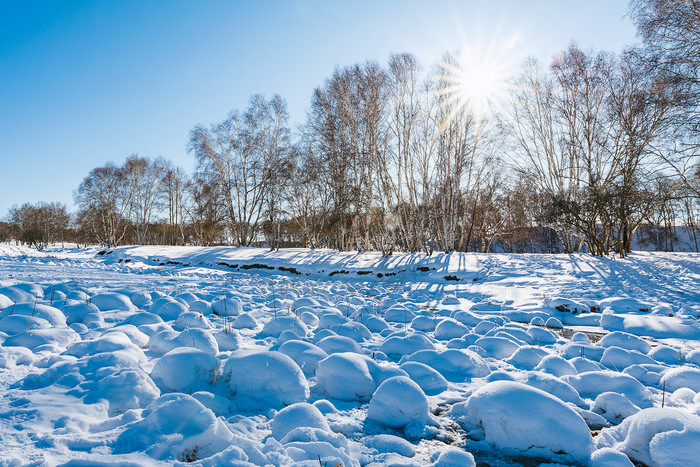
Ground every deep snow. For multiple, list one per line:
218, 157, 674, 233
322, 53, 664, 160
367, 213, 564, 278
0, 243, 699, 466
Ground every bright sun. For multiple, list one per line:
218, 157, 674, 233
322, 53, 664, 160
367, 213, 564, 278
437, 42, 515, 117
458, 57, 504, 114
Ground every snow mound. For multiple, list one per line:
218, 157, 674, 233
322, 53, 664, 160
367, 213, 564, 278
520, 371, 585, 406
593, 391, 641, 424
336, 321, 372, 342
648, 345, 683, 365
400, 361, 448, 395
223, 351, 309, 410
4, 326, 79, 350
172, 312, 214, 331
599, 331, 651, 354
384, 306, 416, 324
90, 292, 137, 312
212, 329, 241, 351
151, 347, 220, 393
271, 402, 330, 440
83, 367, 160, 416
317, 311, 349, 329
363, 434, 416, 457
590, 447, 634, 466
410, 316, 438, 332
62, 302, 101, 325
364, 315, 389, 333
453, 380, 593, 463
149, 328, 219, 355
563, 370, 653, 409
231, 313, 258, 329
211, 297, 242, 316
433, 448, 476, 467
0, 346, 35, 367
600, 346, 656, 369
153, 300, 189, 321
114, 394, 234, 461
434, 319, 470, 340
278, 339, 328, 377
505, 346, 550, 370
535, 354, 577, 377
595, 407, 700, 467
661, 367, 700, 392
0, 286, 34, 303
399, 349, 490, 381
472, 336, 520, 359
299, 311, 319, 327
544, 317, 563, 329
64, 332, 144, 358
262, 315, 308, 338
316, 352, 376, 401
121, 311, 163, 327
366, 376, 434, 430
191, 391, 230, 416
0, 302, 66, 327
0, 314, 52, 335
316, 335, 362, 354
0, 293, 13, 310
378, 332, 435, 359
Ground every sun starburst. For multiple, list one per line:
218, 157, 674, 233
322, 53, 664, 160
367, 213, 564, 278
435, 36, 519, 117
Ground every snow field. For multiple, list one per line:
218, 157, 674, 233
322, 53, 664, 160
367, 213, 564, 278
0, 244, 699, 465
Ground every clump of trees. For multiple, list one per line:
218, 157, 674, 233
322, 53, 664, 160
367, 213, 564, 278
74, 155, 192, 247
4, 0, 700, 255
8, 202, 70, 250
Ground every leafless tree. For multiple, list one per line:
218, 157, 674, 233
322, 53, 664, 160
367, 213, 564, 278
188, 94, 292, 246
74, 163, 131, 247
161, 161, 190, 245
123, 155, 165, 245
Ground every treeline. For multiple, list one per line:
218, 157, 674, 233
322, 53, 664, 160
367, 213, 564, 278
4, 0, 700, 255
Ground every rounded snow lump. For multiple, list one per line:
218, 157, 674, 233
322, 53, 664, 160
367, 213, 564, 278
90, 292, 136, 312
456, 380, 594, 462
262, 315, 307, 338
595, 407, 700, 467
271, 402, 330, 440
399, 361, 448, 395
114, 393, 233, 461
661, 367, 700, 392
545, 317, 563, 329
224, 351, 309, 411
377, 332, 435, 358
316, 352, 376, 401
151, 347, 220, 393
367, 376, 432, 429
278, 339, 328, 377
434, 319, 470, 340
433, 448, 476, 467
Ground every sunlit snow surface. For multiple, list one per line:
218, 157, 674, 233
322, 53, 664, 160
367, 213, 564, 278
0, 244, 699, 466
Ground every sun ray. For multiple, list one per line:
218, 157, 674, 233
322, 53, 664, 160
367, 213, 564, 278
435, 35, 520, 118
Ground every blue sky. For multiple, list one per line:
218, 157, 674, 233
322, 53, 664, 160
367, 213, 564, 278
0, 0, 638, 217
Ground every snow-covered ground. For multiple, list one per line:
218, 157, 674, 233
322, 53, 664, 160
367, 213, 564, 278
0, 243, 699, 466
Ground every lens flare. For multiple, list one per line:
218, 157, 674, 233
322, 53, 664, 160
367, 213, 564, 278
436, 35, 519, 117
